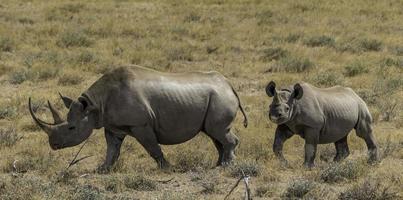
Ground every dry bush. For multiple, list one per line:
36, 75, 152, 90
359, 38, 383, 52
271, 56, 314, 73
0, 37, 14, 52
344, 60, 369, 77
339, 179, 399, 200
0, 126, 20, 148
58, 71, 84, 86
71, 184, 103, 200
123, 175, 156, 191
304, 35, 335, 47
320, 160, 366, 183
57, 30, 93, 48
255, 183, 277, 198
228, 159, 262, 178
310, 71, 344, 87
261, 47, 290, 62
281, 179, 316, 199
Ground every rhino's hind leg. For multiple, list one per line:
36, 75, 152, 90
334, 136, 350, 162
205, 129, 239, 166
205, 135, 224, 166
355, 118, 379, 163
97, 129, 126, 173
130, 126, 170, 169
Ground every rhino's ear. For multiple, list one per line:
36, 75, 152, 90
78, 96, 96, 114
293, 83, 303, 99
59, 92, 73, 109
266, 81, 277, 97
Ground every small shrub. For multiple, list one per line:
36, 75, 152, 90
58, 72, 84, 86
158, 191, 197, 200
344, 61, 369, 77
381, 57, 403, 68
377, 99, 399, 122
57, 31, 93, 48
261, 47, 289, 62
59, 3, 84, 14
282, 179, 316, 199
339, 179, 399, 200
173, 150, 210, 172
0, 37, 14, 52
275, 56, 314, 73
311, 71, 344, 87
103, 176, 122, 193
184, 12, 201, 22
359, 38, 382, 52
76, 50, 96, 64
304, 35, 335, 47
0, 127, 20, 147
8, 68, 31, 84
284, 33, 303, 43
320, 160, 365, 183
390, 45, 403, 56
200, 179, 218, 194
18, 17, 34, 24
123, 175, 156, 191
33, 66, 60, 81
228, 160, 261, 177
256, 184, 276, 197
71, 185, 102, 200
256, 10, 274, 25
166, 46, 193, 61
0, 106, 17, 119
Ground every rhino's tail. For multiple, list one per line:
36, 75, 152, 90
231, 86, 248, 128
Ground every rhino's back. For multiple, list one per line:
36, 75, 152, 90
104, 66, 237, 144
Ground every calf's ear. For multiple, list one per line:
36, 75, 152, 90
293, 83, 303, 99
266, 81, 277, 97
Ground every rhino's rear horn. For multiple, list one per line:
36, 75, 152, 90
47, 100, 64, 124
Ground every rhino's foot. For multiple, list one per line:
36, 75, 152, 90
367, 150, 380, 165
157, 158, 171, 170
333, 152, 349, 162
96, 164, 112, 174
279, 158, 290, 168
303, 162, 315, 169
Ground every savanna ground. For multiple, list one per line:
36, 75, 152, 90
0, 0, 402, 199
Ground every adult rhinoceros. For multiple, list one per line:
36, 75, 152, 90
29, 65, 248, 172
265, 81, 378, 168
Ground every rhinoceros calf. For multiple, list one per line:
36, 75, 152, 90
29, 66, 248, 172
265, 81, 378, 168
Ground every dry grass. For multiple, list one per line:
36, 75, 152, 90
0, 0, 402, 199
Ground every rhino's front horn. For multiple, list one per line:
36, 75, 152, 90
29, 98, 55, 136
47, 100, 64, 124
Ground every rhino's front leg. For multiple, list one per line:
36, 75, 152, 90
130, 126, 170, 169
97, 129, 126, 173
273, 125, 294, 165
303, 130, 319, 169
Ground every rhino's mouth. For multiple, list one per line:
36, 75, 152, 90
270, 116, 288, 125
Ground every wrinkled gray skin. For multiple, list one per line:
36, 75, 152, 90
29, 66, 248, 172
265, 81, 378, 168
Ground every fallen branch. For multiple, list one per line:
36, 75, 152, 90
224, 169, 252, 200
241, 170, 252, 200
154, 177, 174, 184
57, 138, 92, 180
224, 177, 243, 200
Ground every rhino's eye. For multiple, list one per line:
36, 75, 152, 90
68, 126, 76, 130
